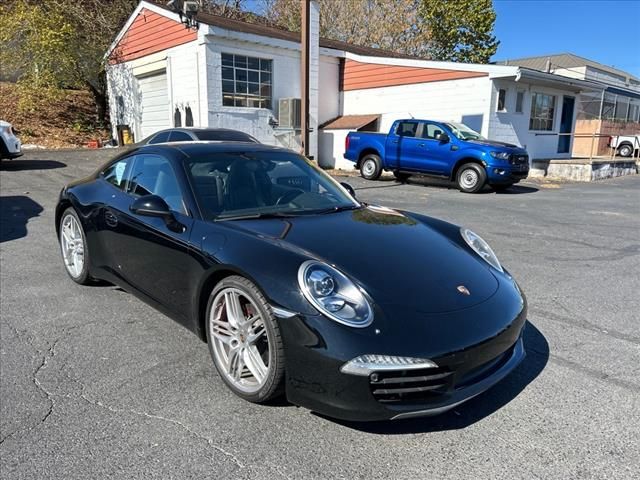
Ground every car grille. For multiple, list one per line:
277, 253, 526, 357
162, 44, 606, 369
369, 343, 516, 405
369, 367, 454, 403
509, 154, 529, 165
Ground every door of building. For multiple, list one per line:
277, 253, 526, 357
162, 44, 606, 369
558, 96, 575, 154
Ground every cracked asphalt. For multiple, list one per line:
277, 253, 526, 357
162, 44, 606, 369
1, 150, 639, 479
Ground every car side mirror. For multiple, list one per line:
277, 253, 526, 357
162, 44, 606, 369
340, 182, 357, 198
436, 133, 450, 143
130, 194, 173, 219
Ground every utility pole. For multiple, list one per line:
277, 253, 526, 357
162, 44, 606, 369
300, 0, 310, 158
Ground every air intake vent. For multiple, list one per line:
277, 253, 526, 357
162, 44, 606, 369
369, 368, 453, 403
278, 98, 301, 129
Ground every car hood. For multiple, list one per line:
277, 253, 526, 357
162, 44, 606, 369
228, 206, 499, 313
467, 139, 524, 151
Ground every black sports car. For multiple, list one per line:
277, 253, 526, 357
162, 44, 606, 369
138, 128, 259, 145
56, 142, 527, 421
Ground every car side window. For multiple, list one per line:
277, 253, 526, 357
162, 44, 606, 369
421, 123, 445, 140
127, 154, 187, 215
395, 121, 419, 137
102, 157, 133, 191
168, 131, 192, 142
148, 131, 171, 144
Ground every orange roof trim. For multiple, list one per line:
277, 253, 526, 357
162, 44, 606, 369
110, 8, 197, 64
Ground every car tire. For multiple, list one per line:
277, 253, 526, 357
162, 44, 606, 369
205, 275, 285, 403
456, 163, 487, 193
59, 207, 92, 285
360, 154, 382, 180
618, 144, 633, 157
393, 171, 411, 182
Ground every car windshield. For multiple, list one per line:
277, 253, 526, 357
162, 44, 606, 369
185, 150, 360, 220
445, 122, 485, 141
195, 130, 258, 143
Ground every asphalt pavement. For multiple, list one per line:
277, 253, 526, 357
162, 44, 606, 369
1, 149, 639, 479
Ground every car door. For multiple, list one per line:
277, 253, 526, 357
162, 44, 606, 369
417, 122, 454, 174
113, 153, 198, 321
386, 120, 423, 171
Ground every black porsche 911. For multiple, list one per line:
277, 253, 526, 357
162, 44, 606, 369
56, 142, 527, 421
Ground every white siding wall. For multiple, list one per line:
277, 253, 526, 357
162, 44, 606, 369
319, 129, 351, 170
488, 79, 579, 159
204, 37, 339, 152
106, 40, 202, 142
342, 76, 493, 135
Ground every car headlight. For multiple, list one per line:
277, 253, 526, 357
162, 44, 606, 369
340, 355, 438, 376
460, 228, 503, 272
298, 260, 373, 327
489, 151, 510, 161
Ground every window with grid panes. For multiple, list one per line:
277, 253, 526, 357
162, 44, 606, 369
221, 53, 272, 109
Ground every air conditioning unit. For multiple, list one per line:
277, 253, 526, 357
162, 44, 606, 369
278, 98, 301, 129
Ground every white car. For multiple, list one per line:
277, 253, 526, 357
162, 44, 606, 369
609, 134, 639, 158
0, 120, 22, 160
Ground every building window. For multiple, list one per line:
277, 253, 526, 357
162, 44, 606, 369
529, 92, 556, 131
497, 89, 507, 112
221, 53, 272, 109
515, 91, 524, 113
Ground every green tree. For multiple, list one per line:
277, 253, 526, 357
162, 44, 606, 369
418, 0, 499, 63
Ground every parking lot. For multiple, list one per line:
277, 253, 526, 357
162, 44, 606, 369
1, 150, 639, 479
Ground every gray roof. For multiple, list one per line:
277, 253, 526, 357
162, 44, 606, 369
496, 53, 639, 84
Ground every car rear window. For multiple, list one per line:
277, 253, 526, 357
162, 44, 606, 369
195, 130, 258, 143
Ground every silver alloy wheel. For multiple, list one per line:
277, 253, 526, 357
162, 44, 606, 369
60, 214, 85, 279
460, 168, 479, 190
362, 159, 376, 177
209, 287, 270, 393
619, 145, 632, 157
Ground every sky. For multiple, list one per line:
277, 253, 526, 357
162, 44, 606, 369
492, 0, 640, 76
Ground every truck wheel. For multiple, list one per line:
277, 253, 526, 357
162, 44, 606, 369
618, 144, 633, 157
456, 163, 486, 193
360, 154, 382, 180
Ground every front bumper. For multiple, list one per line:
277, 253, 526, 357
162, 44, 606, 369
487, 165, 529, 184
280, 287, 528, 421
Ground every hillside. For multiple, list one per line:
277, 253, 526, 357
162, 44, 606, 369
0, 82, 110, 149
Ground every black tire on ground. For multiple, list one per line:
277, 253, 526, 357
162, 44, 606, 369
58, 207, 93, 285
393, 171, 411, 182
359, 153, 383, 180
456, 163, 487, 193
205, 275, 285, 403
618, 144, 633, 158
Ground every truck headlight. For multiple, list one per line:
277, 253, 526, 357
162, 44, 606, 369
460, 228, 503, 272
298, 260, 373, 327
489, 151, 510, 161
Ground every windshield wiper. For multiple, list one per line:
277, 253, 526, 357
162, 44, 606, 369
309, 204, 363, 215
215, 212, 296, 221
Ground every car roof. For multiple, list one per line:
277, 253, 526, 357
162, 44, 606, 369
137, 141, 294, 157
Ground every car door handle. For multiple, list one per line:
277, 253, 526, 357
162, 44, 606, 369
104, 210, 118, 227
391, 140, 399, 144
418, 143, 425, 147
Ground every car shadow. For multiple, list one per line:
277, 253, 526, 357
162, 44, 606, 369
0, 195, 44, 242
356, 175, 540, 195
495, 184, 539, 194
0, 159, 66, 171
316, 321, 549, 434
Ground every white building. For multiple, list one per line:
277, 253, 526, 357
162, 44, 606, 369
106, 1, 602, 170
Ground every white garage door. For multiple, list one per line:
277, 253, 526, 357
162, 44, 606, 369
138, 72, 169, 139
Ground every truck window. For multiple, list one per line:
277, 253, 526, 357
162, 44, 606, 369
395, 121, 419, 137
421, 123, 444, 140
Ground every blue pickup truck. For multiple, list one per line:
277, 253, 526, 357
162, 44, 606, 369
344, 119, 530, 193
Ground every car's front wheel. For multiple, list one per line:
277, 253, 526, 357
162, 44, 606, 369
618, 144, 633, 157
59, 207, 92, 284
360, 154, 382, 180
205, 276, 285, 403
456, 163, 487, 193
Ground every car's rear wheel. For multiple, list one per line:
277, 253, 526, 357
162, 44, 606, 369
456, 163, 486, 193
59, 207, 91, 284
205, 276, 285, 403
360, 154, 382, 180
618, 144, 633, 157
